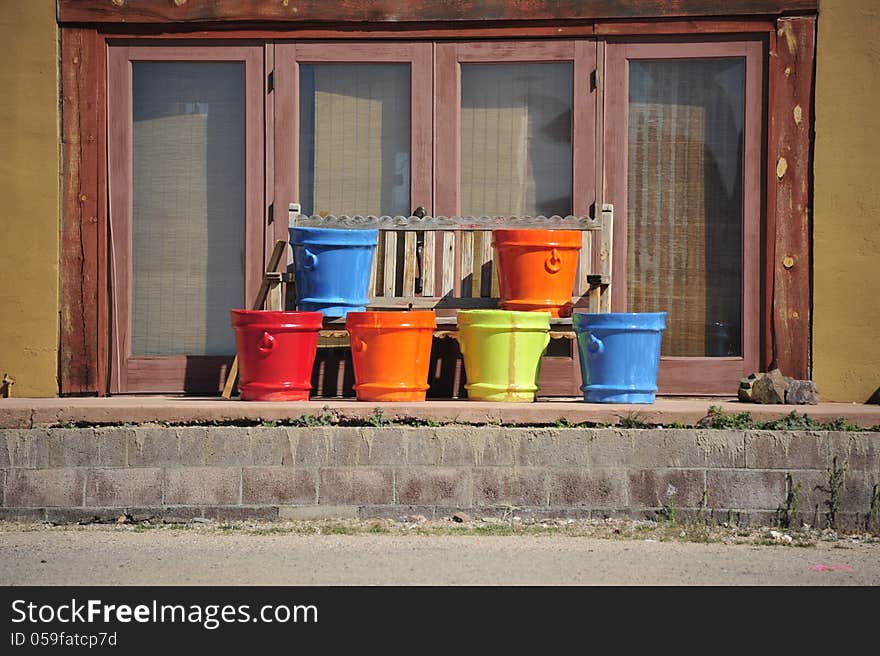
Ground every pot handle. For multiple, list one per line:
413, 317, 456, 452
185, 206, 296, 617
302, 248, 318, 270
545, 248, 562, 274
258, 331, 276, 354
351, 336, 367, 353
587, 333, 604, 355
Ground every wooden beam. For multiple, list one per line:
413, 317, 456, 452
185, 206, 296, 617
592, 19, 776, 35
84, 19, 777, 41
768, 16, 815, 379
58, 0, 818, 24
60, 27, 104, 395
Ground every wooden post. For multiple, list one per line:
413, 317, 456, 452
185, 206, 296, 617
769, 16, 815, 379
60, 27, 104, 394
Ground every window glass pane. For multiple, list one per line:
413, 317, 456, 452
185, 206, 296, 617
460, 62, 572, 217
627, 59, 744, 357
131, 62, 244, 356
299, 64, 410, 217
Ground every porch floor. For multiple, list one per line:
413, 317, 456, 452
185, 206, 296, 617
1, 396, 878, 429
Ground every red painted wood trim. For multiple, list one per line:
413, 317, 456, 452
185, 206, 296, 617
744, 39, 768, 381
604, 38, 764, 394
274, 43, 298, 249
94, 34, 109, 396
411, 45, 435, 213
265, 43, 281, 263
433, 43, 459, 216
764, 27, 778, 370
60, 27, 103, 395
593, 19, 777, 35
58, 0, 818, 24
123, 356, 234, 394
451, 40, 576, 62
573, 40, 597, 218
88, 18, 777, 41
106, 45, 132, 394
594, 38, 606, 212
768, 16, 814, 379
106, 44, 265, 393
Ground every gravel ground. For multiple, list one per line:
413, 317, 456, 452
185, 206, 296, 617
1, 519, 878, 586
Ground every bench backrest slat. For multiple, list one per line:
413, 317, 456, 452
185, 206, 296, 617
479, 230, 493, 298
440, 232, 454, 297
577, 230, 593, 296
421, 231, 435, 297
382, 231, 397, 298
459, 231, 474, 298
402, 231, 418, 297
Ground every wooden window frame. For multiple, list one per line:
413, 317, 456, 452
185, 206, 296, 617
58, 10, 815, 396
604, 38, 764, 394
274, 42, 434, 226
106, 44, 265, 393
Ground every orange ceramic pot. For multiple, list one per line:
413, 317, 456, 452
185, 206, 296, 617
346, 311, 436, 402
492, 229, 582, 317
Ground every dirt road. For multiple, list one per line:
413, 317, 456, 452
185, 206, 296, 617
1, 521, 877, 585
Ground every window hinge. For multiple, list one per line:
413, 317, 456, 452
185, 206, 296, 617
590, 69, 597, 92
267, 71, 274, 93
267, 202, 274, 224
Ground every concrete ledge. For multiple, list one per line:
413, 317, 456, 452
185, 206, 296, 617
1, 396, 879, 429
1, 426, 877, 530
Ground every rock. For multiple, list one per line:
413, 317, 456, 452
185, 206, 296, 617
738, 373, 758, 401
451, 512, 471, 523
116, 514, 128, 524
770, 530, 793, 544
765, 369, 792, 402
785, 379, 819, 405
191, 517, 211, 524
748, 376, 783, 403
740, 369, 819, 405
407, 514, 427, 523
740, 369, 791, 404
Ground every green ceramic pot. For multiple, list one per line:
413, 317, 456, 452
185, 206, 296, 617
457, 309, 551, 402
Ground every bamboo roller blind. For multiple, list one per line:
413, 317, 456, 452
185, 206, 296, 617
131, 63, 245, 356
627, 60, 744, 357
460, 62, 573, 218
299, 63, 411, 218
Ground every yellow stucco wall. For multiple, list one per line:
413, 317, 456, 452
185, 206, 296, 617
813, 0, 880, 402
0, 0, 58, 397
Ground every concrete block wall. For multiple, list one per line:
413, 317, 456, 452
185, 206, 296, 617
0, 427, 877, 530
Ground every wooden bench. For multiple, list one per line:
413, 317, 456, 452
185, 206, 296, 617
288, 203, 613, 396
